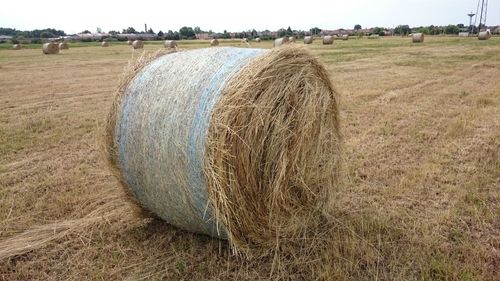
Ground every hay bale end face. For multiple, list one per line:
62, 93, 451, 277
164, 40, 177, 49
478, 30, 491, 40
412, 33, 424, 43
132, 40, 144, 49
273, 37, 289, 47
104, 46, 341, 252
12, 44, 22, 50
42, 42, 59, 54
342, 34, 349, 40
102, 41, 110, 47
127, 40, 133, 45
304, 36, 313, 44
59, 42, 69, 50
210, 39, 219, 46
323, 36, 334, 45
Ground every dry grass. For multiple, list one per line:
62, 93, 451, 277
0, 37, 499, 280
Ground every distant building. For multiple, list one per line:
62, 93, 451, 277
0, 35, 13, 42
195, 33, 212, 40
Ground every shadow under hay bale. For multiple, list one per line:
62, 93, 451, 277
273, 37, 289, 47
132, 40, 144, 49
104, 46, 341, 253
323, 36, 334, 45
412, 33, 424, 43
42, 42, 59, 54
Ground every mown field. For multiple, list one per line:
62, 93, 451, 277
0, 37, 499, 280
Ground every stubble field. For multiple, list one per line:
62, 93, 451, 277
0, 37, 499, 280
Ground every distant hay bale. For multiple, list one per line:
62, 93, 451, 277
273, 37, 289, 47
255, 38, 261, 43
102, 41, 110, 47
58, 42, 69, 50
289, 36, 296, 42
12, 44, 22, 50
103, 46, 341, 252
323, 36, 333, 45
164, 40, 177, 49
132, 40, 144, 49
412, 33, 424, 43
478, 30, 491, 40
458, 32, 469, 37
304, 36, 313, 44
127, 40, 133, 45
241, 38, 248, 43
42, 42, 59, 54
210, 39, 219, 46
342, 34, 349, 40
369, 34, 380, 39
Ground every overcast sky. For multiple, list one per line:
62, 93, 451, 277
1, 0, 498, 34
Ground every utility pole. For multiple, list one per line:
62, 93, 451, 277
477, 0, 489, 32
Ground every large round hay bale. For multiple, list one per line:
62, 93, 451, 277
104, 46, 341, 252
323, 36, 333, 45
304, 36, 313, 44
478, 30, 491, 40
254, 38, 261, 43
210, 39, 219, 46
102, 41, 110, 47
289, 36, 296, 42
342, 34, 349, 41
368, 34, 380, 39
12, 44, 22, 50
58, 42, 69, 50
273, 37, 289, 47
127, 40, 133, 45
132, 40, 144, 49
412, 33, 424, 43
42, 42, 59, 54
164, 40, 177, 49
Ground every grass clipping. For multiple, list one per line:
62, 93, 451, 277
104, 46, 341, 255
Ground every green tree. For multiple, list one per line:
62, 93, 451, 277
444, 25, 459, 34
40, 31, 54, 38
394, 25, 411, 35
157, 30, 164, 37
80, 30, 91, 34
286, 26, 292, 35
147, 28, 154, 34
354, 24, 362, 30
194, 26, 202, 34
179, 27, 195, 39
309, 27, 322, 35
418, 27, 430, 35
123, 27, 136, 34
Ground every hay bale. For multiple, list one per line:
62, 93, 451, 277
458, 32, 469, 37
127, 40, 133, 45
12, 44, 22, 50
273, 37, 289, 47
164, 40, 177, 49
42, 42, 59, 54
323, 36, 333, 45
132, 40, 144, 49
368, 34, 380, 39
104, 46, 341, 252
478, 30, 491, 40
59, 42, 69, 50
289, 36, 296, 42
412, 33, 424, 43
102, 41, 110, 47
241, 38, 248, 43
342, 34, 349, 41
304, 36, 313, 44
210, 39, 219, 46
255, 38, 261, 43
